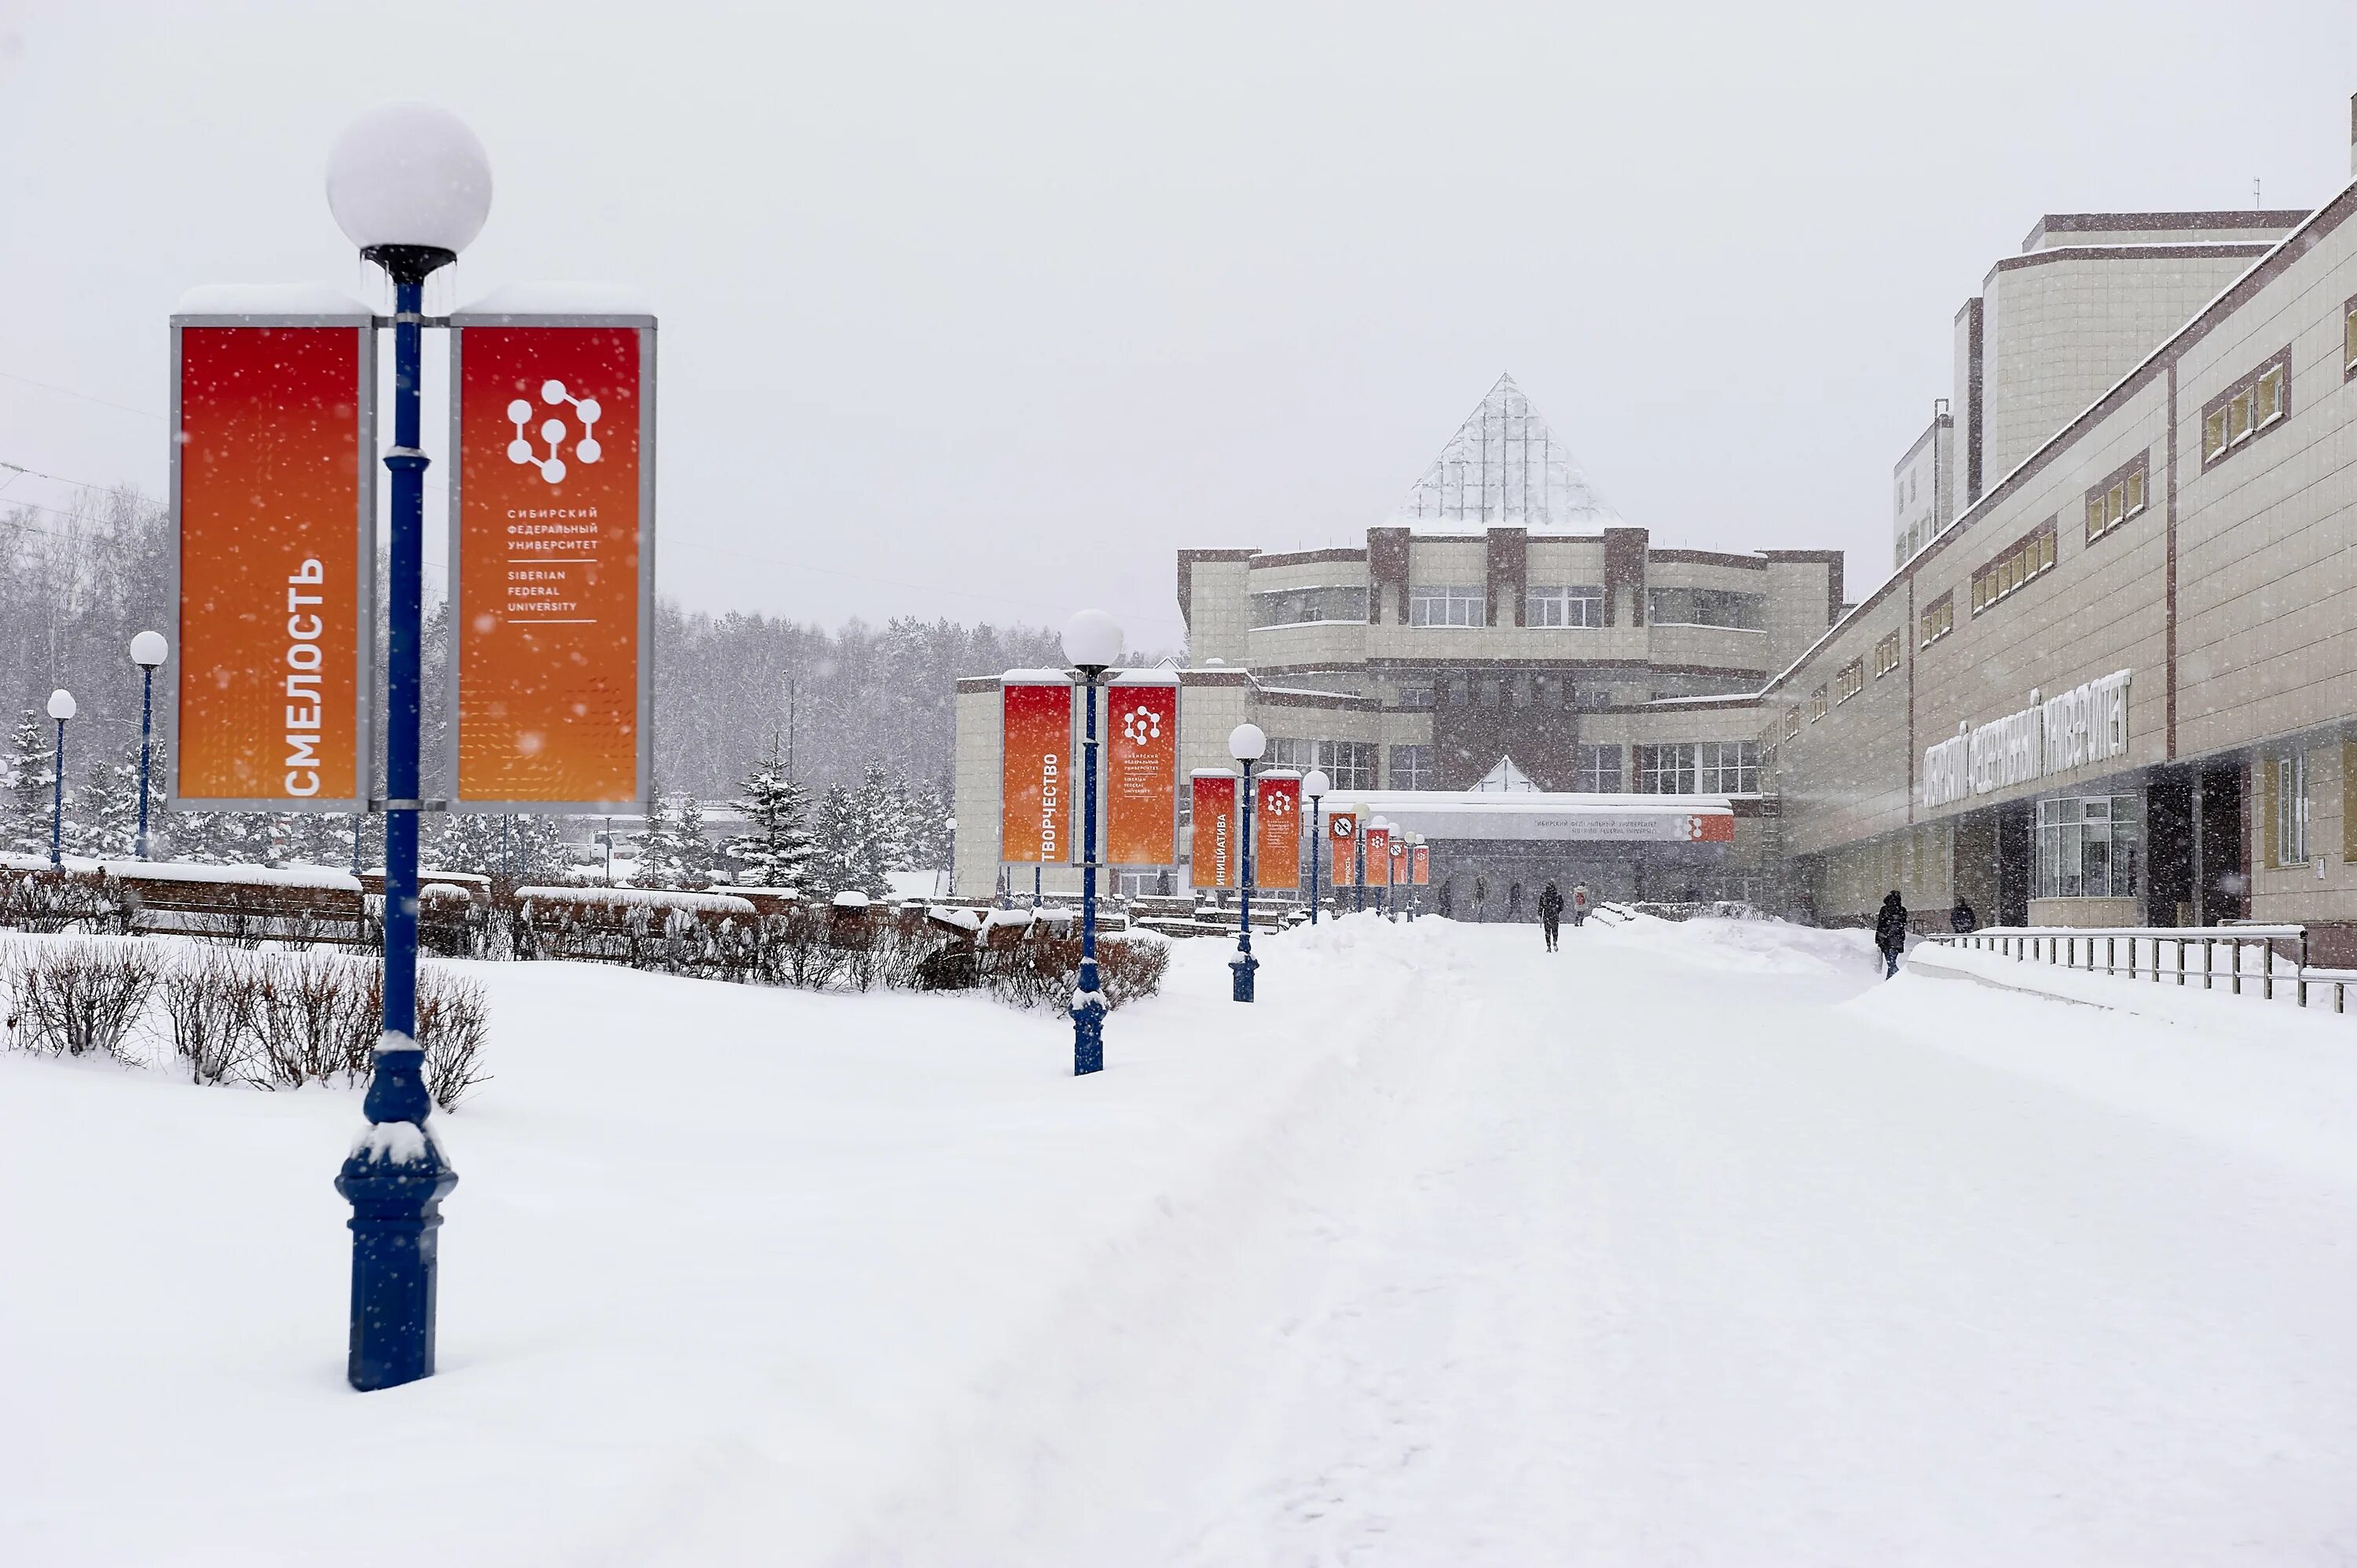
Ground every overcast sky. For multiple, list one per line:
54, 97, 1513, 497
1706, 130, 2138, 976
4, 0, 2355, 650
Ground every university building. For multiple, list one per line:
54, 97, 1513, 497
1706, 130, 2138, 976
1772, 102, 2357, 947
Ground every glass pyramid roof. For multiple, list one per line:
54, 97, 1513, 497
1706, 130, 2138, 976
1394, 373, 1620, 531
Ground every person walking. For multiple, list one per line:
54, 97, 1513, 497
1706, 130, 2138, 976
1875, 889, 1909, 978
1571, 883, 1590, 928
1538, 881, 1565, 951
1949, 898, 1978, 935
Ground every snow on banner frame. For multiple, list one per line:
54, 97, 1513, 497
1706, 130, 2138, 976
444, 313, 658, 814
168, 313, 376, 812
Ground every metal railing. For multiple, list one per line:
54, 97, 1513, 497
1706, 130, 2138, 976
1925, 923, 2357, 1012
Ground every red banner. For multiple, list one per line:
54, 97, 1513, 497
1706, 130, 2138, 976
1000, 676, 1073, 863
1388, 835, 1409, 885
451, 320, 654, 808
1689, 812, 1736, 843
1411, 842, 1431, 885
1105, 675, 1178, 866
173, 320, 372, 808
1364, 822, 1392, 887
1190, 770, 1237, 888
1255, 771, 1300, 890
1327, 808, 1358, 885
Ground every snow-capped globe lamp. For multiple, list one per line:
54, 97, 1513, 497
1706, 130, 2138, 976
1061, 609, 1124, 676
46, 688, 75, 722
129, 631, 168, 669
1301, 768, 1330, 801
326, 102, 493, 284
1227, 723, 1266, 764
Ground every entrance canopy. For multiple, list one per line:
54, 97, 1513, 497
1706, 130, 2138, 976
1331, 789, 1734, 844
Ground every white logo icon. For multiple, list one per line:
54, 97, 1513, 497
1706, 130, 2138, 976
1333, 818, 1354, 837
1120, 704, 1161, 746
508, 379, 603, 485
1264, 791, 1291, 817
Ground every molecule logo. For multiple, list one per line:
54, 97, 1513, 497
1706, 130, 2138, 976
1263, 791, 1292, 817
508, 379, 603, 485
1119, 704, 1162, 746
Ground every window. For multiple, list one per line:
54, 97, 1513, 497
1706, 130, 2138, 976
1809, 685, 1828, 721
1249, 584, 1368, 628
1783, 709, 1802, 741
1264, 738, 1377, 790
1834, 658, 1865, 703
1387, 744, 1435, 789
2344, 295, 2357, 376
2269, 748, 2311, 868
1395, 680, 1435, 710
1576, 744, 1622, 793
1524, 584, 1604, 628
1919, 591, 1953, 647
1409, 586, 1485, 627
1969, 518, 2057, 615
2083, 452, 2150, 544
1645, 587, 1767, 631
1873, 630, 1901, 677
2201, 346, 2292, 467
1633, 742, 1758, 795
2034, 794, 2143, 899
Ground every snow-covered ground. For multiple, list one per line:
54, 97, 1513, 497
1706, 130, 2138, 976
4, 914, 2356, 1563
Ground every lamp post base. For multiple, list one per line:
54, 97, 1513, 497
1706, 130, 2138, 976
336, 1130, 456, 1391
1072, 997, 1105, 1075
1230, 953, 1259, 1002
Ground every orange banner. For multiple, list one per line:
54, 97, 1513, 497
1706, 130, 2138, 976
174, 322, 371, 808
1255, 771, 1300, 889
1387, 835, 1409, 885
1001, 677, 1073, 863
1190, 771, 1237, 888
453, 322, 651, 808
1364, 823, 1392, 887
1105, 676, 1178, 866
1411, 842, 1431, 885
1327, 809, 1359, 885
1690, 813, 1736, 843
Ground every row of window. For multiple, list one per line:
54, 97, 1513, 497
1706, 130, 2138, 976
1398, 586, 1769, 630
1257, 738, 1758, 793
1400, 672, 1622, 712
2084, 452, 2149, 544
1261, 738, 1377, 790
1633, 741, 1761, 794
1919, 590, 1953, 648
1249, 585, 1368, 628
2200, 349, 2288, 467
1873, 629, 1902, 677
1969, 519, 2056, 616
2034, 793, 2143, 900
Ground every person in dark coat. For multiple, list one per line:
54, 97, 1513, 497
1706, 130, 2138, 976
1874, 890, 1908, 977
1949, 899, 1977, 934
1538, 881, 1566, 951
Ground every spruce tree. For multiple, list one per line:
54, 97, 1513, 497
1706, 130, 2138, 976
726, 740, 814, 888
635, 790, 684, 888
3, 709, 50, 856
675, 794, 717, 889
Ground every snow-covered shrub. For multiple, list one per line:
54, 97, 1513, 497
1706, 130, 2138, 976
155, 947, 256, 1086
0, 865, 116, 935
1, 938, 164, 1060
417, 967, 490, 1111
979, 932, 1171, 1014
249, 953, 378, 1091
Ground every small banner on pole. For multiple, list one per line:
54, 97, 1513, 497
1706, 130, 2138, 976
1389, 836, 1409, 885
1327, 808, 1359, 885
171, 308, 376, 810
1190, 769, 1238, 888
1364, 822, 1392, 887
448, 310, 656, 811
1411, 841, 1431, 885
1255, 771, 1300, 889
999, 672, 1073, 864
1105, 672, 1178, 866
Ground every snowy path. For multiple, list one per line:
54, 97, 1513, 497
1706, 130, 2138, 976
6, 917, 2357, 1563
852, 919, 2357, 1565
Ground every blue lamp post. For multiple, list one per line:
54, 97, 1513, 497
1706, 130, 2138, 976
45, 688, 75, 867
1354, 808, 1367, 914
1063, 608, 1124, 1076
1228, 723, 1264, 1001
324, 102, 491, 1393
129, 632, 167, 859
1301, 767, 1330, 925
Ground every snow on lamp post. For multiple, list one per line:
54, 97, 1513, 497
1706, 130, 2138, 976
1062, 609, 1122, 1075
1228, 722, 1265, 1002
1301, 768, 1330, 925
326, 101, 490, 1394
128, 632, 167, 860
45, 688, 75, 868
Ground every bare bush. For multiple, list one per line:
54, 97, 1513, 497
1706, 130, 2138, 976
416, 965, 491, 1111
156, 947, 257, 1085
2, 939, 165, 1060
769, 908, 841, 990
981, 932, 1169, 1013
1097, 935, 1171, 1009
0, 870, 117, 935
250, 953, 376, 1090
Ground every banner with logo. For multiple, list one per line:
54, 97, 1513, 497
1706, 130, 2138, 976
1105, 672, 1178, 866
448, 313, 656, 810
1364, 822, 1392, 887
999, 673, 1073, 864
1190, 770, 1237, 888
1255, 771, 1301, 890
1327, 808, 1359, 885
1411, 842, 1431, 885
1388, 835, 1409, 885
171, 313, 375, 808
